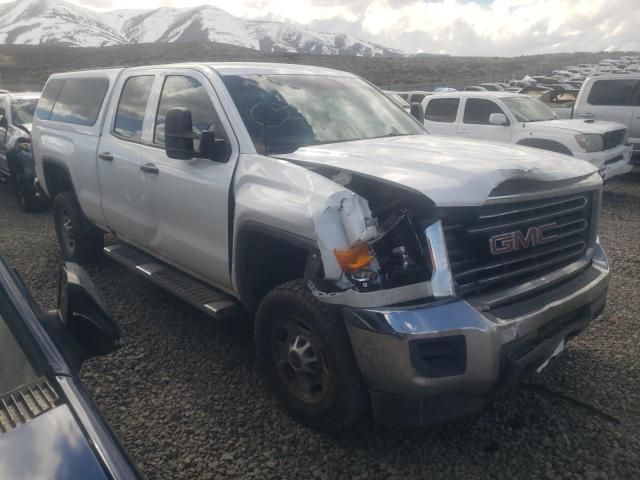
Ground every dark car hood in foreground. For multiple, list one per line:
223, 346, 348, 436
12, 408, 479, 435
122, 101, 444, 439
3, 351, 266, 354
0, 404, 108, 479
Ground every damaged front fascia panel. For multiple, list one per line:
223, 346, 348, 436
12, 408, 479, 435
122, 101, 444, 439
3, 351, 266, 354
312, 190, 378, 284
309, 174, 442, 308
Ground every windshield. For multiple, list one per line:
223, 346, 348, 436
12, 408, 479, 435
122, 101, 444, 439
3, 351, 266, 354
222, 74, 424, 154
502, 96, 557, 122
11, 98, 38, 126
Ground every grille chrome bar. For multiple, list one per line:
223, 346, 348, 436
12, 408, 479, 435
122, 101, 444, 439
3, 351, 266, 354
443, 191, 594, 297
455, 240, 586, 280
458, 243, 585, 289
477, 195, 587, 221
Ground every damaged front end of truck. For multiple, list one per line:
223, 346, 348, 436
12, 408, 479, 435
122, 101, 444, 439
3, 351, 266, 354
305, 169, 453, 308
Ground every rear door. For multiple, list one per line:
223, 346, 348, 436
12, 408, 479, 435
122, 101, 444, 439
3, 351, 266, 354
423, 97, 461, 135
632, 84, 640, 147
97, 71, 158, 247
0, 96, 9, 173
458, 97, 512, 143
140, 69, 238, 289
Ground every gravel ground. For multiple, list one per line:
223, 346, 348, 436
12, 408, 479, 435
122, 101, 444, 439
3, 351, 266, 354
0, 170, 639, 480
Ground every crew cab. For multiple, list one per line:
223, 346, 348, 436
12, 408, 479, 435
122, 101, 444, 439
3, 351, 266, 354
33, 63, 610, 430
423, 92, 633, 180
0, 91, 45, 211
573, 74, 640, 160
0, 255, 139, 478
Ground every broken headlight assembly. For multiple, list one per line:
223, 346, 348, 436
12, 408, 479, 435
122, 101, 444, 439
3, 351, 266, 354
332, 209, 432, 292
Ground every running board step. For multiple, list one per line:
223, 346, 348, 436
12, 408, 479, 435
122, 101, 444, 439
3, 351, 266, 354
104, 244, 239, 319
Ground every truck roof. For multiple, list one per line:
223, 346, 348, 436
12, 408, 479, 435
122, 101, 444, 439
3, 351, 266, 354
46, 62, 356, 80
7, 92, 40, 99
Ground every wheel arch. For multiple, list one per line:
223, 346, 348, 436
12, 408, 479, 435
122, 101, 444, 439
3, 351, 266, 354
42, 157, 75, 200
234, 222, 316, 312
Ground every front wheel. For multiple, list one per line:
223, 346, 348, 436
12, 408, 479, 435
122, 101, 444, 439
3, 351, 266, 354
53, 192, 104, 264
255, 280, 368, 431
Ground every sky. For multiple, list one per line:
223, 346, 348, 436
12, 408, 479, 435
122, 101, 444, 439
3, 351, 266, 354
4, 0, 640, 56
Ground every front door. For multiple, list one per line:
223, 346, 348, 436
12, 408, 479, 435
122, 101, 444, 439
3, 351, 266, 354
458, 97, 512, 144
141, 70, 238, 289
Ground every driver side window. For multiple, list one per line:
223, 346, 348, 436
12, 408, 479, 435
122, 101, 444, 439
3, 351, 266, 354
463, 98, 507, 125
154, 75, 225, 151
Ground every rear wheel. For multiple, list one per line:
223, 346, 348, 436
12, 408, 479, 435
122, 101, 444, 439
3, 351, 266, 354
255, 280, 368, 431
54, 191, 104, 264
15, 170, 44, 213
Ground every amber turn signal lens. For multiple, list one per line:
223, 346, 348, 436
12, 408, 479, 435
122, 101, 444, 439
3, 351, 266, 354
333, 242, 373, 272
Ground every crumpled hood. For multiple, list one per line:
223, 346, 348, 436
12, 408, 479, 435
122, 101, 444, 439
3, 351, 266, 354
529, 119, 626, 134
277, 135, 598, 206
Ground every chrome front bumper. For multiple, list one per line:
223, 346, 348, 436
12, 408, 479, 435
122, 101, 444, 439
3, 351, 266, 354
344, 242, 610, 426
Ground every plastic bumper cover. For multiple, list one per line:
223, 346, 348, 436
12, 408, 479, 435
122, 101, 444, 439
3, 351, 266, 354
344, 243, 610, 427
574, 144, 633, 180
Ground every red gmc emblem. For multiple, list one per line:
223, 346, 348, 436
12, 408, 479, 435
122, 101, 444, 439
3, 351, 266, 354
489, 223, 558, 255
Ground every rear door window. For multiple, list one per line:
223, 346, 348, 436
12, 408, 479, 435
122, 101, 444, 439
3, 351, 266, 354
425, 98, 460, 123
463, 98, 507, 125
36, 79, 65, 120
587, 79, 638, 106
113, 76, 154, 141
49, 78, 109, 126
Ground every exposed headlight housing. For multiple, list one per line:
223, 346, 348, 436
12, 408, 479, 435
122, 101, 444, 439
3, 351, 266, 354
575, 133, 603, 152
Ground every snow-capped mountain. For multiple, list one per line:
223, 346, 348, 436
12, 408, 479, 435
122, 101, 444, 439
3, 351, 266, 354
0, 0, 400, 56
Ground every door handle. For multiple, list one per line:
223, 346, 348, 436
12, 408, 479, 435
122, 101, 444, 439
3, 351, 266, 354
98, 152, 114, 161
140, 163, 159, 174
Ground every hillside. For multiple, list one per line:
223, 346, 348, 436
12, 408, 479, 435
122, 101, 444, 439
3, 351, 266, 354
0, 0, 398, 56
0, 42, 635, 92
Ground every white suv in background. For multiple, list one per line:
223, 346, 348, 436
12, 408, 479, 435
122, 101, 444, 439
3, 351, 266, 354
573, 74, 640, 160
422, 92, 633, 180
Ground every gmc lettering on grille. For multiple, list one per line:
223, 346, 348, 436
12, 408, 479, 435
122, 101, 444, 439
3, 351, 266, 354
489, 223, 558, 255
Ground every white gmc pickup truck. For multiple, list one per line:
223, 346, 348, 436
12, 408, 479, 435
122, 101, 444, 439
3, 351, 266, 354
32, 63, 610, 430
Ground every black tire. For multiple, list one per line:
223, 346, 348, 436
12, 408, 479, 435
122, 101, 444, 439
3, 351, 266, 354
255, 279, 368, 431
53, 191, 104, 264
15, 170, 45, 213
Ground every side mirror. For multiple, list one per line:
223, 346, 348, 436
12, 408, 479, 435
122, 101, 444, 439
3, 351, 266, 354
165, 107, 196, 160
199, 129, 230, 162
50, 263, 120, 369
489, 113, 509, 126
410, 102, 425, 122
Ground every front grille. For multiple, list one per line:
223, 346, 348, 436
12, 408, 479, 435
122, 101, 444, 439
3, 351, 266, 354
443, 192, 594, 297
603, 129, 626, 150
0, 378, 60, 434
